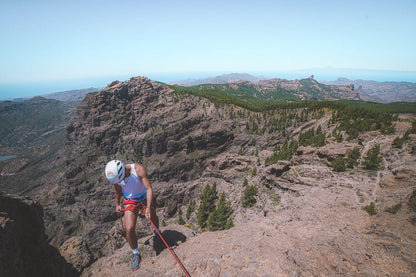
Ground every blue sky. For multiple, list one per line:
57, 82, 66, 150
1, 0, 415, 98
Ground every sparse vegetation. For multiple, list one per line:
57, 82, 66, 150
331, 156, 346, 172
385, 203, 402, 214
242, 178, 248, 187
392, 136, 405, 148
363, 202, 378, 216
177, 208, 185, 225
332, 129, 344, 142
242, 185, 258, 207
392, 127, 412, 148
299, 126, 326, 147
207, 193, 233, 231
186, 199, 196, 220
346, 147, 361, 169
266, 188, 280, 206
363, 144, 382, 170
265, 140, 298, 165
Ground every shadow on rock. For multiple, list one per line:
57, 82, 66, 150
153, 230, 187, 255
0, 194, 79, 277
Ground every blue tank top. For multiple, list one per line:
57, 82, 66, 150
118, 164, 146, 201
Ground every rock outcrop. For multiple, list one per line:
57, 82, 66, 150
0, 194, 78, 276
59, 236, 93, 272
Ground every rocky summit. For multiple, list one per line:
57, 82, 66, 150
1, 76, 415, 276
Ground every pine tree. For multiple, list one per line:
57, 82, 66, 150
363, 144, 382, 170
313, 126, 326, 147
346, 147, 360, 168
197, 183, 218, 228
207, 193, 233, 231
177, 208, 185, 225
242, 185, 258, 207
186, 199, 196, 220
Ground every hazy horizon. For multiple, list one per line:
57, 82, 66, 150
1, 68, 416, 100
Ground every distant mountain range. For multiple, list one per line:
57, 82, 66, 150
171, 73, 262, 86
173, 73, 416, 103
178, 76, 367, 102
322, 78, 416, 103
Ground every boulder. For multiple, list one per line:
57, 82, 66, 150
59, 236, 93, 272
265, 161, 291, 177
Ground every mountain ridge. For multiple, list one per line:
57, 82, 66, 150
173, 73, 416, 103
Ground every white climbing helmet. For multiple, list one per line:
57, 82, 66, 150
105, 160, 125, 184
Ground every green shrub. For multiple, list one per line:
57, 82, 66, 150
331, 156, 346, 172
385, 203, 402, 214
242, 178, 248, 187
332, 129, 343, 142
392, 136, 404, 148
363, 202, 378, 216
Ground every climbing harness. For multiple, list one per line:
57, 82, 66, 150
122, 199, 146, 214
118, 199, 146, 237
118, 199, 191, 277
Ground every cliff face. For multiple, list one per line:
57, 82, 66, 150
0, 194, 78, 277
8, 76, 416, 275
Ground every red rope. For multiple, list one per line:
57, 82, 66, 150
148, 217, 191, 277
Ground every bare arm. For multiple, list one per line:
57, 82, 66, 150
114, 184, 123, 213
135, 164, 153, 217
